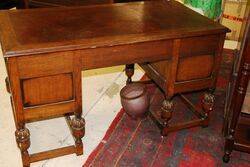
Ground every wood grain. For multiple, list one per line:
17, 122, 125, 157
176, 55, 214, 81
0, 1, 229, 57
0, 1, 229, 166
17, 52, 73, 79
22, 73, 74, 107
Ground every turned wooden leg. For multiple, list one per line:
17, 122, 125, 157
71, 116, 85, 155
125, 64, 134, 85
202, 91, 215, 127
223, 149, 231, 163
18, 0, 29, 9
161, 99, 174, 136
15, 127, 30, 167
223, 129, 234, 163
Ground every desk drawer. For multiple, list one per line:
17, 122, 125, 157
17, 52, 74, 79
179, 35, 219, 57
81, 40, 173, 70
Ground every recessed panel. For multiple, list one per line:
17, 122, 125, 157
22, 73, 74, 107
176, 55, 214, 81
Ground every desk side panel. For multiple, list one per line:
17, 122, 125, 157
139, 33, 226, 94
11, 52, 79, 121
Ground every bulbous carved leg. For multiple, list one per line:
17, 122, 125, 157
125, 64, 134, 85
15, 128, 30, 167
161, 99, 173, 136
202, 92, 215, 127
71, 117, 85, 155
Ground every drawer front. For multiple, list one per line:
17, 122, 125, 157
81, 40, 173, 70
17, 52, 74, 79
179, 35, 219, 57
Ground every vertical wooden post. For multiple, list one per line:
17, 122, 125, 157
161, 39, 180, 136
223, 40, 250, 162
7, 57, 31, 167
125, 64, 135, 85
18, 0, 29, 9
71, 53, 85, 155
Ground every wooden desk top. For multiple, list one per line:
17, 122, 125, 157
29, 0, 113, 7
0, 0, 229, 57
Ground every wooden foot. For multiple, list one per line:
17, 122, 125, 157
71, 117, 85, 155
125, 64, 134, 85
161, 99, 173, 136
223, 152, 230, 163
15, 128, 30, 167
223, 129, 234, 163
202, 92, 215, 127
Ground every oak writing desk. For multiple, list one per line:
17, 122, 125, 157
0, 1, 229, 166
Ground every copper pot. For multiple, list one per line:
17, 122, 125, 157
120, 83, 149, 119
